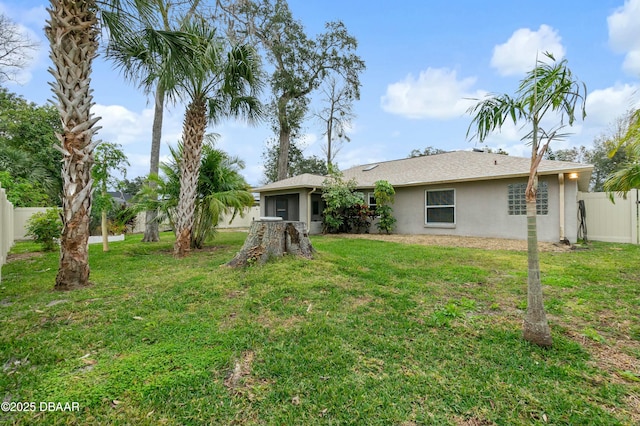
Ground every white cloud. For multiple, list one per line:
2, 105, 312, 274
622, 51, 640, 75
491, 25, 565, 76
92, 104, 152, 146
337, 146, 386, 170
92, 104, 182, 147
477, 83, 640, 156
299, 132, 319, 149
0, 4, 47, 85
608, 0, 640, 74
380, 68, 486, 120
124, 153, 152, 179
89, 104, 185, 180
585, 84, 640, 127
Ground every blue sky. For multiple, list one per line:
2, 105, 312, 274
2, 0, 640, 186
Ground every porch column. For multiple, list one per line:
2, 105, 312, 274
307, 187, 318, 231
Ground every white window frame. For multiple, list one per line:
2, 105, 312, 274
425, 188, 456, 227
367, 192, 377, 210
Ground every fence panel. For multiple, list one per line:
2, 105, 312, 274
13, 207, 50, 240
578, 191, 638, 244
1, 186, 15, 281
218, 206, 261, 229
130, 206, 261, 234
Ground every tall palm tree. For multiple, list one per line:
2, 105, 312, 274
45, 0, 198, 290
106, 0, 204, 243
45, 0, 101, 290
467, 53, 586, 347
161, 19, 261, 257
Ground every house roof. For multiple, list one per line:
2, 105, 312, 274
254, 151, 593, 193
254, 173, 327, 192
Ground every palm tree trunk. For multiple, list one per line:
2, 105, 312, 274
46, 0, 100, 290
173, 99, 207, 257
522, 177, 552, 347
142, 85, 164, 242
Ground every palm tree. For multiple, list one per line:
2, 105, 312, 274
151, 137, 254, 249
604, 110, 640, 197
45, 0, 101, 290
45, 0, 199, 289
467, 53, 586, 347
106, 0, 204, 243
158, 18, 261, 257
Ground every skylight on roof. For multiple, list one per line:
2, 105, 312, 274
363, 164, 379, 171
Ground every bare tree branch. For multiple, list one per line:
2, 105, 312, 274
0, 13, 38, 83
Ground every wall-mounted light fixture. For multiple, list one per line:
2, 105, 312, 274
568, 172, 579, 180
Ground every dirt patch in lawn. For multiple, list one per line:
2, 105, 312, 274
326, 233, 574, 252
6, 252, 45, 263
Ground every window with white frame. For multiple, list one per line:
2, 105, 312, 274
507, 182, 548, 215
425, 189, 455, 224
367, 192, 377, 212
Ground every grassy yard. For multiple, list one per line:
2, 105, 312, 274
1, 232, 639, 425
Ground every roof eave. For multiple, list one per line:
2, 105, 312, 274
376, 166, 595, 189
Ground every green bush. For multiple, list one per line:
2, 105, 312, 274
322, 172, 374, 234
25, 208, 62, 251
374, 180, 397, 234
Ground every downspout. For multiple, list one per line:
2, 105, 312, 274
558, 173, 565, 242
635, 189, 640, 244
307, 187, 317, 233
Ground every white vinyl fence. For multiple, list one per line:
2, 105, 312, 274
1, 185, 15, 281
13, 207, 49, 240
129, 206, 261, 233
578, 190, 639, 244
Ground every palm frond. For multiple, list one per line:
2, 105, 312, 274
604, 162, 640, 200
466, 94, 522, 142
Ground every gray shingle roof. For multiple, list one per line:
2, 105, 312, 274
254, 151, 593, 192
253, 173, 327, 192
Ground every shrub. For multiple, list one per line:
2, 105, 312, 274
322, 172, 374, 234
25, 208, 62, 251
112, 205, 137, 234
374, 180, 397, 234
344, 203, 375, 234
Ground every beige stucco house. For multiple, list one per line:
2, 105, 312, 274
254, 151, 593, 243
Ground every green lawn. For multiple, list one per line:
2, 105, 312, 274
1, 232, 639, 425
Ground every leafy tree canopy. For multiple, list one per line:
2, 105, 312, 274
0, 87, 62, 206
408, 146, 446, 157
217, 0, 364, 180
262, 138, 328, 184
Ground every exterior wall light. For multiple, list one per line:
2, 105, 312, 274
568, 172, 579, 180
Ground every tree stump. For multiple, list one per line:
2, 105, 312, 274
226, 219, 314, 267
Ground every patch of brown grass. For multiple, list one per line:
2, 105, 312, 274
452, 415, 497, 425
327, 233, 573, 252
565, 330, 640, 421
6, 252, 44, 263
223, 350, 272, 402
